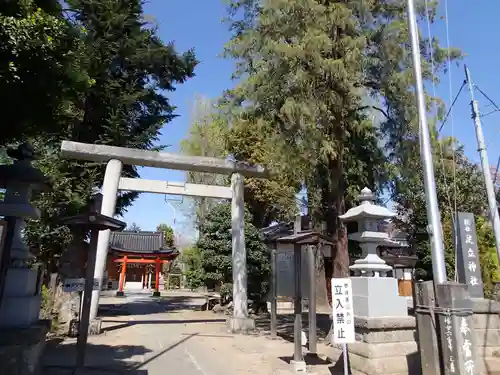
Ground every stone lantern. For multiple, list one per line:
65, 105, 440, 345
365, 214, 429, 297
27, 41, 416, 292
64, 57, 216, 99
0, 143, 50, 327
339, 187, 407, 317
0, 143, 51, 375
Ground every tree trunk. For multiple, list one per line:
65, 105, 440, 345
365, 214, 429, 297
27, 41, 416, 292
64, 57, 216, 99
327, 153, 350, 278
314, 246, 330, 311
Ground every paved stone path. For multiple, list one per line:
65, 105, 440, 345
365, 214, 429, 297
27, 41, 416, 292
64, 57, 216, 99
41, 290, 336, 375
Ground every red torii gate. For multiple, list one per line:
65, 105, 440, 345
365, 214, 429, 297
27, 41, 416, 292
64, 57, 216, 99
113, 256, 174, 296
108, 231, 178, 296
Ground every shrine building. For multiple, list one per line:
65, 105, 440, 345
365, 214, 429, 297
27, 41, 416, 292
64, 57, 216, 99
103, 231, 179, 296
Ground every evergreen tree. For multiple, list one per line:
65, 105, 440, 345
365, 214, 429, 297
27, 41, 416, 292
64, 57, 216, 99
24, 0, 198, 274
196, 203, 270, 302
224, 0, 388, 276
0, 0, 87, 144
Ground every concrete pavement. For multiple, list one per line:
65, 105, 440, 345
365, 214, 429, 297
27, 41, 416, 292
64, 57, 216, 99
41, 290, 335, 375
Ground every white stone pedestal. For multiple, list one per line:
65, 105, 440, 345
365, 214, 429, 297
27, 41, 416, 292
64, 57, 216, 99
351, 277, 408, 318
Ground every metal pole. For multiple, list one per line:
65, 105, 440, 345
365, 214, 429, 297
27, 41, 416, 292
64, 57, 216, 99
406, 0, 448, 284
76, 229, 100, 368
270, 247, 277, 338
293, 244, 303, 362
343, 344, 349, 375
307, 245, 317, 355
465, 66, 500, 263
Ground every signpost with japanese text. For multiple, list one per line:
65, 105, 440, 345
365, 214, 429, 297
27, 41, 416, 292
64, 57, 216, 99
332, 278, 355, 375
332, 278, 355, 344
455, 212, 484, 298
63, 278, 100, 293
436, 283, 478, 375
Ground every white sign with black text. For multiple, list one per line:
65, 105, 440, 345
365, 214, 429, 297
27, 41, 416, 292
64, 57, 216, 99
331, 278, 355, 344
63, 278, 100, 293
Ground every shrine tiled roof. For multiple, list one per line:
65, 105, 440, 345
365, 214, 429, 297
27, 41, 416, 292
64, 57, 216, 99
109, 231, 176, 254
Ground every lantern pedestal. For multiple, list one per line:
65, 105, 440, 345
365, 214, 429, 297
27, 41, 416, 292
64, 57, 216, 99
351, 277, 409, 318
328, 316, 419, 375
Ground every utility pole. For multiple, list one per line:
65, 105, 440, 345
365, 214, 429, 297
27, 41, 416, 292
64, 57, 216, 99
406, 0, 448, 284
465, 65, 500, 263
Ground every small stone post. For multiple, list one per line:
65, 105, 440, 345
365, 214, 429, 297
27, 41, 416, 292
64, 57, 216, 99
414, 281, 441, 375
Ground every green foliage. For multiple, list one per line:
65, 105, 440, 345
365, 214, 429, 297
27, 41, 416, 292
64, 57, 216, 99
15, 0, 198, 274
127, 223, 142, 232
196, 203, 270, 301
156, 223, 174, 247
476, 217, 500, 297
0, 0, 89, 145
223, 0, 393, 276
180, 246, 204, 290
180, 95, 229, 229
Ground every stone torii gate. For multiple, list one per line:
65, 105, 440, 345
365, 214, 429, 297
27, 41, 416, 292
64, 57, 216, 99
60, 141, 269, 333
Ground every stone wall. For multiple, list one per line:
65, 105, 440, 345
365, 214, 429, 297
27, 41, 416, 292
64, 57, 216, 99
326, 301, 500, 375
473, 299, 500, 374
328, 316, 420, 375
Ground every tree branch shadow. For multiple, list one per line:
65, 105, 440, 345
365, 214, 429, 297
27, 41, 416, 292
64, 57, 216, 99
41, 333, 199, 374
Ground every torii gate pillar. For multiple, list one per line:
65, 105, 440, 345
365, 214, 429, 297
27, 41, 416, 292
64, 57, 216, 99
228, 172, 254, 332
89, 159, 122, 320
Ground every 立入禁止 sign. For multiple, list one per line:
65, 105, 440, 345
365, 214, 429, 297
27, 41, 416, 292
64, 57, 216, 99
331, 278, 355, 344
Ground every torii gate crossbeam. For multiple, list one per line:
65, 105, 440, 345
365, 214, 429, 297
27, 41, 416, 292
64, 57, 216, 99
61, 141, 269, 333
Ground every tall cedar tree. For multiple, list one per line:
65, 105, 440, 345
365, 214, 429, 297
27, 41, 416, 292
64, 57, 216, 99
225, 0, 387, 276
224, 0, 476, 281
24, 0, 197, 273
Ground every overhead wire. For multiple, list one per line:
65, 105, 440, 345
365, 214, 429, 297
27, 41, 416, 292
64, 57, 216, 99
425, 0, 459, 281
437, 81, 466, 133
474, 86, 500, 148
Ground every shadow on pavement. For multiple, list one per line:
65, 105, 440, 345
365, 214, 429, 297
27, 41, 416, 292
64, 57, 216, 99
102, 318, 226, 333
279, 353, 331, 366
41, 338, 151, 374
255, 312, 331, 343
41, 333, 200, 374
98, 295, 204, 317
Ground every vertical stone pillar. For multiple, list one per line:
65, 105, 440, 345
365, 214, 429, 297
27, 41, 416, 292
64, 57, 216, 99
435, 282, 479, 375
454, 212, 484, 298
227, 173, 254, 333
414, 281, 441, 375
90, 159, 122, 319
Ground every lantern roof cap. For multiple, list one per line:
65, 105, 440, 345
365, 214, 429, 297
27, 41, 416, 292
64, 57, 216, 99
339, 187, 396, 222
0, 143, 50, 190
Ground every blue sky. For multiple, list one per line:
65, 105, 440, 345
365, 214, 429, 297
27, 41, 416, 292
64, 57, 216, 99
121, 0, 500, 239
